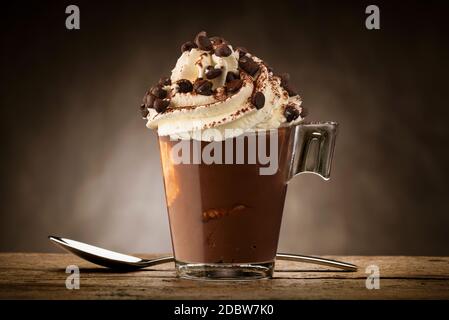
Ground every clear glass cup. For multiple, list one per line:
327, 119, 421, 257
157, 122, 337, 280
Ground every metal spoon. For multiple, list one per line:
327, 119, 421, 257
49, 236, 357, 272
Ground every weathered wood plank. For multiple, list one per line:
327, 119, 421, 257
0, 254, 448, 299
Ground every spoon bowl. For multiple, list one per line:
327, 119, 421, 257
49, 236, 173, 270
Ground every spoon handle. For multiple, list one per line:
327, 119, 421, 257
147, 254, 357, 271
276, 253, 357, 271
143, 256, 174, 267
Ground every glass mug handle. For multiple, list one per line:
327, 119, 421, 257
288, 122, 338, 181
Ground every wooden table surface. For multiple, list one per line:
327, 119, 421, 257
0, 253, 448, 299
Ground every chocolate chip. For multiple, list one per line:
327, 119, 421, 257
278, 73, 297, 96
195, 31, 207, 38
150, 86, 167, 99
267, 65, 274, 74
284, 104, 300, 122
140, 105, 149, 118
236, 47, 248, 58
158, 77, 171, 86
279, 73, 290, 86
194, 31, 213, 51
226, 79, 243, 93
238, 56, 259, 76
193, 79, 213, 95
198, 37, 213, 51
284, 83, 298, 96
252, 92, 265, 109
299, 105, 308, 117
181, 41, 198, 53
143, 92, 155, 108
153, 99, 170, 113
205, 67, 222, 79
210, 36, 225, 45
225, 71, 240, 83
214, 44, 232, 57
176, 79, 193, 93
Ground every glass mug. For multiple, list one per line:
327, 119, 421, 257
157, 122, 337, 280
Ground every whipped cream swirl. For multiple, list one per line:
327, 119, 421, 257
142, 33, 305, 141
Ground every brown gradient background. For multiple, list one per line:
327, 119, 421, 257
1, 0, 448, 255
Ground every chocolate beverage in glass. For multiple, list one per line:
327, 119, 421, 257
140, 31, 337, 280
158, 124, 336, 280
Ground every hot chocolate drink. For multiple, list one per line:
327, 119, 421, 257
158, 129, 291, 265
139, 31, 336, 280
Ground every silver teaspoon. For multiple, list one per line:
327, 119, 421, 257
49, 236, 357, 272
